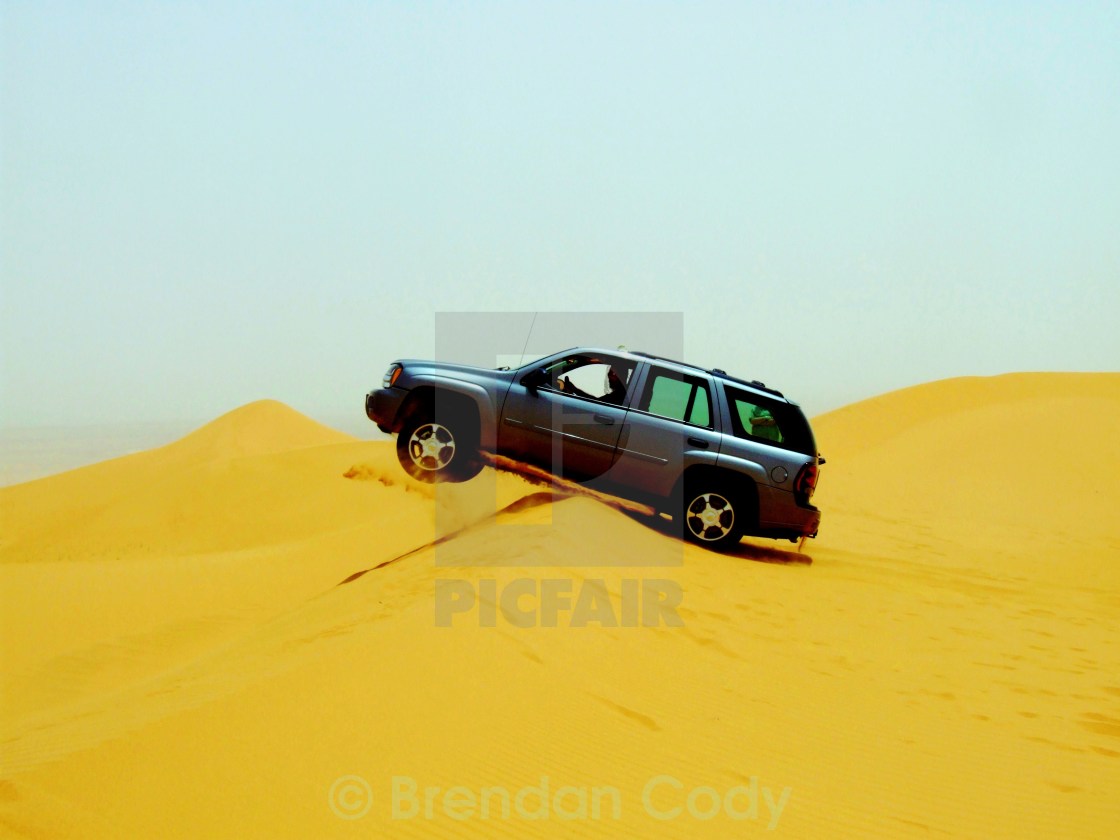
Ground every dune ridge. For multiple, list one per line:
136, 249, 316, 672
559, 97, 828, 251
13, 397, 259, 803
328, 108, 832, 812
160, 399, 356, 462
2, 376, 1118, 838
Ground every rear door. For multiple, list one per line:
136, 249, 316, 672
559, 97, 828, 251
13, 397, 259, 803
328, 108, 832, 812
608, 364, 722, 499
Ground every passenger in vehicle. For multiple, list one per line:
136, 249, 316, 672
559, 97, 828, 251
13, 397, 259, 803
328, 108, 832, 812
749, 404, 782, 441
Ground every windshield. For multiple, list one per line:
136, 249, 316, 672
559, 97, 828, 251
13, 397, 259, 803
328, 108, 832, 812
511, 349, 576, 371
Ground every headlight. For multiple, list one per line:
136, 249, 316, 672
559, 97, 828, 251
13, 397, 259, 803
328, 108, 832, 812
382, 364, 403, 388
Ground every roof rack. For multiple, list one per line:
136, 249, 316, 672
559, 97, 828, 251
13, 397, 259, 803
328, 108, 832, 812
631, 351, 785, 399
630, 350, 705, 371
720, 373, 785, 399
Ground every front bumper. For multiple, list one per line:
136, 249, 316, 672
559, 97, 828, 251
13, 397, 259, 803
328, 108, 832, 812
365, 387, 408, 434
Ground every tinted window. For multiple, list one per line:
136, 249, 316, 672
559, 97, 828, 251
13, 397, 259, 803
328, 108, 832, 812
640, 368, 712, 427
725, 386, 815, 455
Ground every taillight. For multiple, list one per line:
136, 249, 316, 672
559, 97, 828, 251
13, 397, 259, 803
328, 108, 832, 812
794, 462, 819, 503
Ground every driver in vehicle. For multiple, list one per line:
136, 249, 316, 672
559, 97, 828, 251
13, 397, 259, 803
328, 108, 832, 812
558, 364, 628, 405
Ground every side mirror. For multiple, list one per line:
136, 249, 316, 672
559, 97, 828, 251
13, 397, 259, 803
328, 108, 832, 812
522, 367, 548, 393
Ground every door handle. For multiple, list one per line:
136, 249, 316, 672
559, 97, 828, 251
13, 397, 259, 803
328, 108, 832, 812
593, 414, 615, 425
688, 437, 710, 449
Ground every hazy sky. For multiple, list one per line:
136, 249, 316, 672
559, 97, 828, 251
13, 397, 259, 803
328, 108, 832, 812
3, 1, 1118, 429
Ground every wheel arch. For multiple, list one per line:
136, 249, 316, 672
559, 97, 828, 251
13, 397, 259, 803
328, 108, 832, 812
396, 382, 490, 444
672, 464, 761, 530
395, 386, 486, 483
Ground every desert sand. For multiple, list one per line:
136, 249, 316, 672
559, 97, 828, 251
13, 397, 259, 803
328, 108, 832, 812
2, 374, 1118, 838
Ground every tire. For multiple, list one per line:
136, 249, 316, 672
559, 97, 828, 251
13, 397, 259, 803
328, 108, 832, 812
680, 480, 748, 551
396, 409, 482, 483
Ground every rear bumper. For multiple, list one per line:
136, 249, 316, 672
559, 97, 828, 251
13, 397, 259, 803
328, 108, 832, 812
365, 387, 407, 434
758, 496, 821, 540
797, 505, 821, 539
796, 503, 821, 538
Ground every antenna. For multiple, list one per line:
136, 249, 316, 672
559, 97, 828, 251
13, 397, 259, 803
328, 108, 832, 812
519, 311, 538, 367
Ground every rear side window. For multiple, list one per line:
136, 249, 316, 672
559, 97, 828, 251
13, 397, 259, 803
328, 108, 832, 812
639, 368, 712, 427
725, 386, 816, 456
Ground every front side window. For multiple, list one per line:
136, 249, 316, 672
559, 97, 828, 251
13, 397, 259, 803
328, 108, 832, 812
639, 367, 712, 427
540, 354, 634, 406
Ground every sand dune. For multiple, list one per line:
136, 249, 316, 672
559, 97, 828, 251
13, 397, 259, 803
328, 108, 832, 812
813, 373, 1120, 580
2, 375, 1118, 838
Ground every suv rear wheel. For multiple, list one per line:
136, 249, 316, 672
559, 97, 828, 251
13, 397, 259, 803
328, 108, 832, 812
681, 480, 747, 551
396, 410, 482, 483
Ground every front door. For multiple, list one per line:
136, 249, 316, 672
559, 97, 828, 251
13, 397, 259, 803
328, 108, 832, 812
500, 352, 636, 482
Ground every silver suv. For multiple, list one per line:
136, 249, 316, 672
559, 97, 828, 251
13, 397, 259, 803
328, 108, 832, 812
366, 348, 822, 550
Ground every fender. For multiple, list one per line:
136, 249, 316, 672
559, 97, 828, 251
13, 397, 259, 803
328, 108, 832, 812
407, 374, 499, 452
713, 451, 781, 525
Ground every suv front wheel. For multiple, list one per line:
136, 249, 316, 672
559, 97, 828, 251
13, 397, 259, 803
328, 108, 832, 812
681, 481, 747, 551
396, 411, 482, 483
